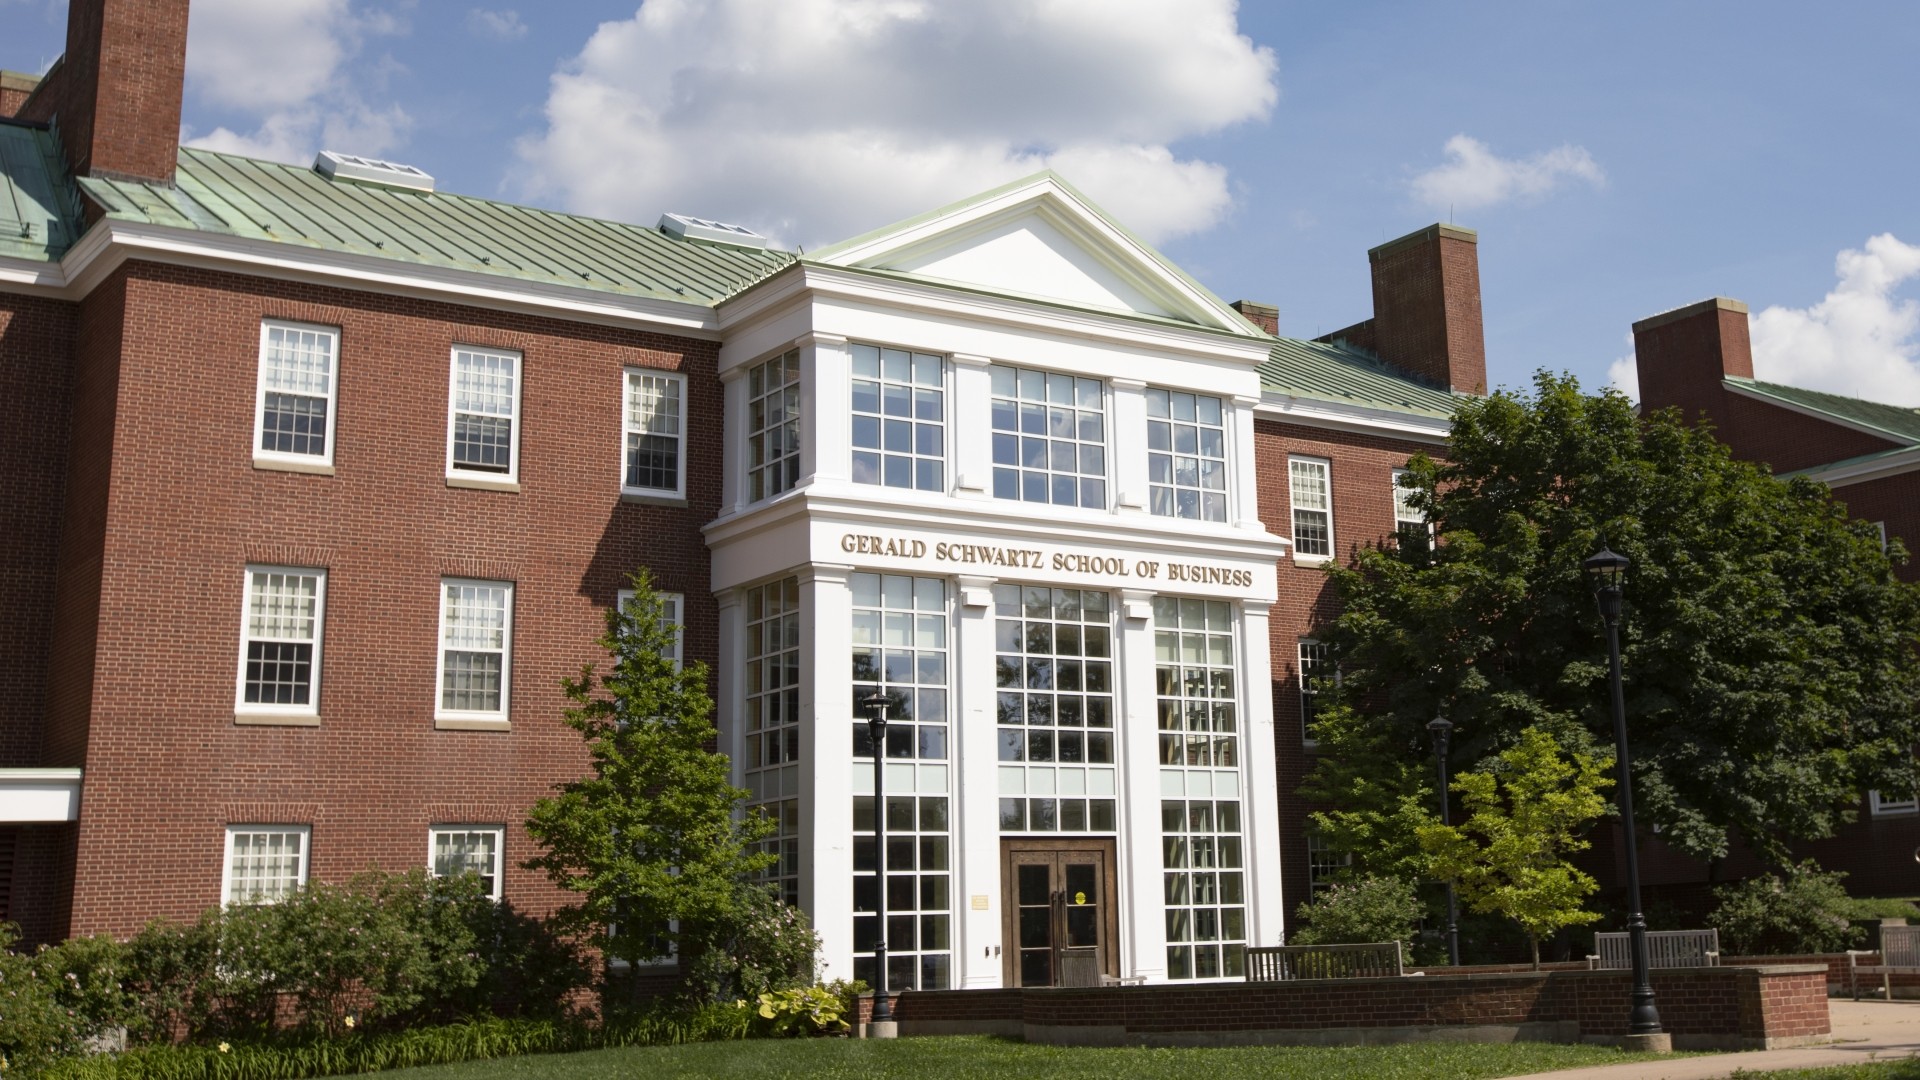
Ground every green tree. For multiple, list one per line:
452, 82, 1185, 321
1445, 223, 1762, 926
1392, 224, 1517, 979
1290, 875, 1425, 956
526, 569, 778, 990
1305, 372, 1920, 871
1419, 726, 1613, 968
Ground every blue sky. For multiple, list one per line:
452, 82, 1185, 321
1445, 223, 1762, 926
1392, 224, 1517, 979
7, 1, 1919, 402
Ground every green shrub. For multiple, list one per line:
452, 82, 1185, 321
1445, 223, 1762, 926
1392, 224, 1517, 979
753, 986, 848, 1037
1711, 861, 1864, 955
680, 884, 820, 1004
1839, 896, 1920, 921
1291, 875, 1424, 955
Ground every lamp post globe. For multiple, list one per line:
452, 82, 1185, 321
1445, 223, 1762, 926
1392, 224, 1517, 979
861, 690, 894, 1028
1427, 712, 1461, 967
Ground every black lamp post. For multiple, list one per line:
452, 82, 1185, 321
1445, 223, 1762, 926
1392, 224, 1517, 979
1427, 711, 1461, 967
1583, 545, 1663, 1037
861, 690, 894, 1027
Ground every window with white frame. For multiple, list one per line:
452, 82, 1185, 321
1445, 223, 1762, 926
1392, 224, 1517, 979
1298, 640, 1331, 744
1147, 388, 1228, 522
623, 371, 685, 497
254, 321, 338, 463
854, 793, 953, 991
747, 349, 801, 502
994, 585, 1118, 833
237, 567, 325, 715
744, 578, 801, 904
447, 347, 521, 479
1871, 790, 1918, 816
1392, 468, 1428, 544
1307, 832, 1351, 893
851, 344, 945, 492
1875, 522, 1889, 553
224, 825, 309, 904
617, 588, 684, 669
430, 826, 504, 900
438, 579, 512, 718
989, 365, 1107, 509
1289, 457, 1332, 558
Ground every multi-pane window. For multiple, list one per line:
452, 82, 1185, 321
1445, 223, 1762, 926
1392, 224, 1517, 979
1153, 597, 1238, 770
1289, 457, 1332, 558
854, 794, 952, 991
448, 347, 521, 478
850, 574, 948, 760
1163, 798, 1247, 980
254, 322, 337, 462
618, 589, 684, 669
1299, 640, 1331, 744
224, 826, 309, 904
1147, 388, 1228, 522
1871, 790, 1919, 816
744, 578, 801, 904
438, 580, 512, 717
431, 826, 504, 900
237, 567, 325, 714
747, 349, 801, 502
1392, 467, 1430, 548
989, 365, 1107, 509
995, 585, 1117, 832
851, 344, 944, 492
1307, 832, 1351, 893
623, 371, 684, 496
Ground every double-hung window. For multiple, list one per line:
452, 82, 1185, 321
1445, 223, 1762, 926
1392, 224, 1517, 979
623, 371, 685, 497
616, 588, 684, 669
747, 349, 801, 502
224, 825, 309, 904
1298, 639, 1330, 744
989, 365, 1106, 509
1392, 468, 1430, 547
431, 826, 504, 900
236, 567, 325, 718
1289, 457, 1332, 559
447, 347, 521, 481
1146, 388, 1228, 522
851, 344, 944, 492
437, 579, 513, 722
254, 321, 338, 465
1871, 790, 1918, 816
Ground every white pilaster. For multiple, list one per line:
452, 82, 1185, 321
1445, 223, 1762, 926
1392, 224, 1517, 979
1117, 588, 1166, 981
950, 353, 993, 500
803, 333, 851, 490
1239, 598, 1286, 946
954, 573, 1001, 986
720, 366, 747, 514
1111, 378, 1149, 514
1231, 394, 1264, 532
800, 564, 857, 981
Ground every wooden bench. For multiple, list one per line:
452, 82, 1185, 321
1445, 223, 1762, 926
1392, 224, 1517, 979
1588, 929, 1720, 970
1246, 941, 1404, 981
1850, 925, 1920, 1000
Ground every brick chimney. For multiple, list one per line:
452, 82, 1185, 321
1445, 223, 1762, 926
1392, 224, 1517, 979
0, 71, 40, 118
1230, 300, 1278, 336
1316, 223, 1487, 396
1631, 298, 1751, 426
13, 0, 190, 185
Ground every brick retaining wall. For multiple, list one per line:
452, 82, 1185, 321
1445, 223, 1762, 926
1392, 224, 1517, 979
858, 964, 1829, 1050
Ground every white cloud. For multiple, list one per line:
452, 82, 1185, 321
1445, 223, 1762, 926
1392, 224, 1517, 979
468, 9, 528, 41
1410, 135, 1604, 213
182, 0, 411, 165
1750, 234, 1920, 404
513, 0, 1277, 247
1606, 333, 1640, 401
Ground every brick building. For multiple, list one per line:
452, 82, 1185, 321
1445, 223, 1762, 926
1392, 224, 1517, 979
1632, 298, 1920, 898
0, 0, 1482, 983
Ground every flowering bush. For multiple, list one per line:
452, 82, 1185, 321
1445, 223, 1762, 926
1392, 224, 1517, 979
680, 884, 820, 1005
0, 926, 130, 1076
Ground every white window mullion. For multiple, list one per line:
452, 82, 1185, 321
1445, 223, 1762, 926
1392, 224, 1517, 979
1289, 457, 1332, 559
447, 347, 522, 482
437, 578, 513, 722
223, 825, 310, 905
254, 321, 338, 466
430, 825, 505, 900
622, 371, 685, 498
236, 566, 325, 717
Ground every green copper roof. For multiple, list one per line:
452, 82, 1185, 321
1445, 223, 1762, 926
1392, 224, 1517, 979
74, 147, 795, 305
0, 121, 83, 261
1728, 376, 1920, 446
1260, 337, 1459, 419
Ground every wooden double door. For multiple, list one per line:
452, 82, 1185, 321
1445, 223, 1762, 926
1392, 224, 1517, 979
1001, 838, 1119, 987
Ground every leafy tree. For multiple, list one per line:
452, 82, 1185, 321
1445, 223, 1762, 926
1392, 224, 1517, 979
1419, 726, 1613, 968
526, 569, 778, 994
1290, 875, 1425, 956
1709, 861, 1863, 955
1305, 371, 1920, 871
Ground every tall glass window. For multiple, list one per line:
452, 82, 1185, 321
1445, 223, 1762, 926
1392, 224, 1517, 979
1154, 595, 1246, 980
853, 794, 952, 991
744, 578, 801, 904
1146, 388, 1228, 522
850, 573, 948, 760
989, 365, 1106, 509
1289, 457, 1332, 557
994, 585, 1117, 832
851, 345, 944, 492
747, 350, 801, 502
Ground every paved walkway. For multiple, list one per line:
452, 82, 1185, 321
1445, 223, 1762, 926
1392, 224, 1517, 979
1513, 999, 1920, 1078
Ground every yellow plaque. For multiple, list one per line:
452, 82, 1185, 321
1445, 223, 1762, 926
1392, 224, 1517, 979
970, 894, 989, 910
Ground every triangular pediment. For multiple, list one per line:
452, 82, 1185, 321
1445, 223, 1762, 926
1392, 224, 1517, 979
809, 173, 1262, 335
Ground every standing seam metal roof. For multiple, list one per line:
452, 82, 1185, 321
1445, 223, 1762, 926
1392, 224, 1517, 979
1727, 376, 1920, 446
0, 121, 82, 261
1259, 336, 1458, 419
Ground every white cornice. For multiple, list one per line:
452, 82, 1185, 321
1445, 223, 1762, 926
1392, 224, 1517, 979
1723, 379, 1914, 447
1256, 391, 1451, 443
1787, 446, 1920, 488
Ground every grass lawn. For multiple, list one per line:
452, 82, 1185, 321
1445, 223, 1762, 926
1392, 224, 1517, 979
361, 1035, 1692, 1080
1729, 1064, 1920, 1079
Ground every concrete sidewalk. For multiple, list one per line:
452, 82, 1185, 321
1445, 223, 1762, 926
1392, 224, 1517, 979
1512, 1000, 1920, 1079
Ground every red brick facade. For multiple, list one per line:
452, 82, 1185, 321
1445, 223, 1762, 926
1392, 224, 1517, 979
1318, 225, 1487, 395
13, 0, 187, 183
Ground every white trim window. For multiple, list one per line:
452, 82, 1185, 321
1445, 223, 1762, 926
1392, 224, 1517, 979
623, 370, 685, 497
254, 321, 338, 464
1870, 790, 1918, 816
1146, 388, 1228, 522
1393, 467, 1431, 547
617, 588, 684, 670
437, 579, 513, 719
1875, 522, 1889, 553
851, 344, 945, 492
447, 347, 522, 480
224, 825, 310, 904
1298, 639, 1331, 744
236, 567, 326, 716
430, 826, 505, 900
1289, 457, 1333, 559
1307, 832, 1351, 893
989, 364, 1107, 510
746, 349, 801, 502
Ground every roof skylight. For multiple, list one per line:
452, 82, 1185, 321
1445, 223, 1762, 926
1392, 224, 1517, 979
657, 213, 770, 249
314, 151, 435, 193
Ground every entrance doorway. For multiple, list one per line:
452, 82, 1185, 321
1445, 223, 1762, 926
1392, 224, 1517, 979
1001, 838, 1119, 987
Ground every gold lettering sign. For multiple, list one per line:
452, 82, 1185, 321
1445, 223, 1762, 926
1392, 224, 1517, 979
836, 532, 1256, 590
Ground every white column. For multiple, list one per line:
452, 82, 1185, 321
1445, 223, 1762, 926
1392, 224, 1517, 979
954, 574, 1001, 986
716, 589, 745, 773
1117, 588, 1166, 981
950, 353, 993, 501
720, 366, 747, 514
800, 564, 857, 982
1111, 378, 1149, 515
1239, 598, 1286, 946
1230, 395, 1265, 532
802, 333, 851, 491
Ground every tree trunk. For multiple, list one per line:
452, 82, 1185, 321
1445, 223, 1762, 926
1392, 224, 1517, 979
1529, 934, 1541, 971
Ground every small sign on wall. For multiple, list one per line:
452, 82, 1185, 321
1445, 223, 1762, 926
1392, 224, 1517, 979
970, 894, 989, 910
